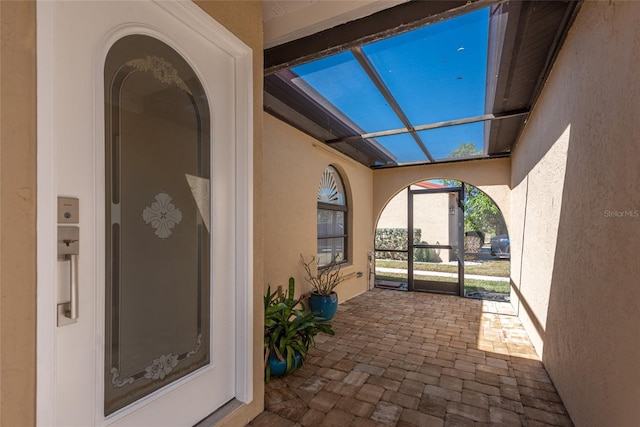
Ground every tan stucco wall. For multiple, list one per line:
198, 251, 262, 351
376, 188, 409, 230
509, 120, 570, 354
263, 113, 373, 303
193, 1, 265, 425
379, 189, 450, 243
0, 1, 37, 425
377, 189, 453, 261
372, 158, 512, 236
510, 1, 640, 425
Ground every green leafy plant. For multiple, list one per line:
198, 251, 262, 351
443, 142, 507, 236
264, 277, 334, 381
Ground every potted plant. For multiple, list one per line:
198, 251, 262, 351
264, 277, 333, 381
300, 254, 349, 321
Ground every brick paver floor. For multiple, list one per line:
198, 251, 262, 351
250, 288, 573, 426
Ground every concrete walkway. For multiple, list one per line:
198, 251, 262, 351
375, 267, 510, 282
250, 289, 572, 426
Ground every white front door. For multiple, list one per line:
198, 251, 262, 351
36, 2, 253, 426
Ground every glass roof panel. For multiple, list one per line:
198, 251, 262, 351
362, 8, 489, 125
291, 51, 405, 133
417, 121, 485, 160
264, 0, 579, 168
373, 133, 428, 164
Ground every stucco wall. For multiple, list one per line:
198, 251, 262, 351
510, 1, 640, 425
0, 1, 37, 425
263, 113, 373, 303
510, 125, 569, 354
377, 188, 409, 231
377, 188, 454, 262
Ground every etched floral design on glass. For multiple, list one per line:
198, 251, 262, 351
142, 192, 183, 239
126, 55, 192, 94
109, 334, 203, 388
144, 353, 179, 380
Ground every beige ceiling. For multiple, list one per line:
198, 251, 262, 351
262, 0, 408, 48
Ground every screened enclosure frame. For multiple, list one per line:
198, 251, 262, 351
264, 0, 582, 169
407, 185, 465, 296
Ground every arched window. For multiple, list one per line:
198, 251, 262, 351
317, 166, 348, 266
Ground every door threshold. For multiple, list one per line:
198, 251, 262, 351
194, 399, 243, 427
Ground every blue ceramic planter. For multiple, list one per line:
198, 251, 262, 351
308, 291, 338, 321
268, 351, 302, 377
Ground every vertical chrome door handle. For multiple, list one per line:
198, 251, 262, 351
67, 254, 79, 320
58, 226, 79, 326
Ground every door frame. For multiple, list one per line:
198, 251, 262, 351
36, 1, 254, 423
407, 186, 465, 296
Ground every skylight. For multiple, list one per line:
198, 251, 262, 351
353, 8, 489, 127
292, 51, 405, 134
287, 8, 489, 166
264, 1, 581, 168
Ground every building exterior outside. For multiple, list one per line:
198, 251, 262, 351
377, 183, 457, 263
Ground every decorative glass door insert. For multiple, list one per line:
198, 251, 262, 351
104, 35, 211, 415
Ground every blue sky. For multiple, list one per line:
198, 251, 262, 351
291, 8, 490, 163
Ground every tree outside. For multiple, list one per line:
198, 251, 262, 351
444, 143, 507, 238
